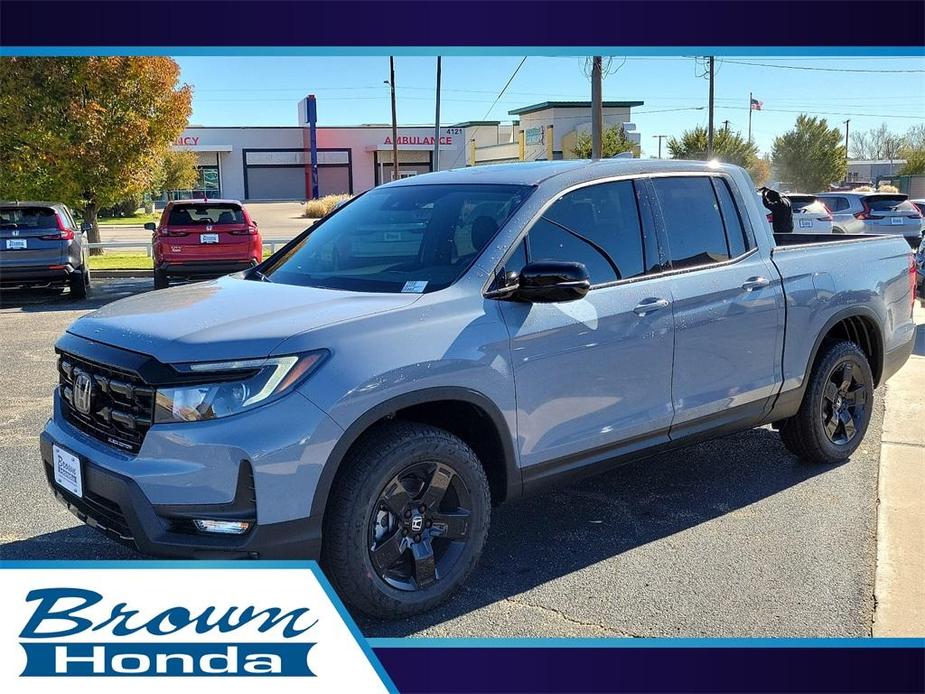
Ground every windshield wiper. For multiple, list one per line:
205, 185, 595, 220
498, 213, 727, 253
249, 268, 272, 283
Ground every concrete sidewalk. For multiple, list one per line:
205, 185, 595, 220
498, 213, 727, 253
873, 301, 925, 636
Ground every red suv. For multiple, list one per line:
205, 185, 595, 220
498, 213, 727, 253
147, 199, 261, 289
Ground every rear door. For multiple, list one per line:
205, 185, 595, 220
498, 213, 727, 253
0, 205, 69, 270
649, 175, 785, 437
159, 203, 253, 262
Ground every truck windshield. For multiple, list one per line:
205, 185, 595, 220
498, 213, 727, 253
262, 183, 532, 293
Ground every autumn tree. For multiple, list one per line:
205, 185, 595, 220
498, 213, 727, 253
0, 57, 192, 249
151, 150, 199, 197
571, 124, 639, 158
849, 123, 906, 160
772, 115, 847, 193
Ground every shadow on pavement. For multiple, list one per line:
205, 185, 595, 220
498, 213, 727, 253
3, 414, 849, 635
0, 279, 148, 313
913, 322, 924, 357
358, 427, 846, 636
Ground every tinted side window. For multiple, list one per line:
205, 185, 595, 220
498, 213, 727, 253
713, 178, 750, 257
653, 177, 729, 269
531, 180, 645, 283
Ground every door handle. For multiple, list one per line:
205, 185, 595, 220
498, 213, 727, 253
742, 276, 770, 292
633, 297, 670, 316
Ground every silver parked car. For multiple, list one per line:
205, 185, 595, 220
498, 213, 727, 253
816, 192, 923, 247
784, 194, 834, 233
0, 201, 92, 298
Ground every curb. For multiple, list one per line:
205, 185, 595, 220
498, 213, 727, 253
91, 269, 152, 279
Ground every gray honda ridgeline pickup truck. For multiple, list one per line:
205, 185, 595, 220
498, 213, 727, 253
41, 160, 917, 617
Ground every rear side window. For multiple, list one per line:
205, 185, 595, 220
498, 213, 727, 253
168, 204, 245, 226
652, 177, 730, 269
823, 196, 850, 211
0, 206, 59, 230
528, 180, 645, 284
713, 178, 750, 258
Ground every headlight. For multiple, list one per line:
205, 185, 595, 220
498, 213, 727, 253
154, 351, 327, 423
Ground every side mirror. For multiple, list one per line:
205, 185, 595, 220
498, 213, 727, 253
489, 261, 591, 303
144, 222, 157, 231
80, 222, 93, 233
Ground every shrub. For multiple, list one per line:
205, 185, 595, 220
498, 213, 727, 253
303, 194, 351, 218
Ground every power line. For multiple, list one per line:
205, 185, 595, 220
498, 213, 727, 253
721, 59, 925, 73
481, 57, 528, 120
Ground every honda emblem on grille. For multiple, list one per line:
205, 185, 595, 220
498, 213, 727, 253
73, 369, 94, 415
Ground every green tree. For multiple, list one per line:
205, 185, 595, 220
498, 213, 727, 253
0, 57, 192, 250
151, 150, 199, 197
772, 115, 847, 192
898, 149, 925, 176
571, 125, 639, 158
667, 125, 758, 168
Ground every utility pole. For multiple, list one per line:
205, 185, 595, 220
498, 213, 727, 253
591, 56, 603, 159
843, 119, 851, 159
389, 56, 399, 183
706, 56, 715, 159
433, 56, 442, 171
653, 134, 667, 159
722, 119, 731, 133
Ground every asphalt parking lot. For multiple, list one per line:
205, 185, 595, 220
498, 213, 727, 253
0, 279, 885, 637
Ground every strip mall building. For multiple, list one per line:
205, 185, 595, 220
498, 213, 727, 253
167, 98, 642, 201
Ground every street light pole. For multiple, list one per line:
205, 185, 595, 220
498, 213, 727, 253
591, 56, 603, 160
653, 134, 667, 159
389, 56, 399, 183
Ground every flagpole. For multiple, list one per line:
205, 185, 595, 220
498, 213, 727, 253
748, 91, 753, 144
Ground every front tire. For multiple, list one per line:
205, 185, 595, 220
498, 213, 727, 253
780, 340, 874, 464
323, 422, 491, 619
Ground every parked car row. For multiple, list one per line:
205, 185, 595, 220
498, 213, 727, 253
770, 191, 924, 248
1, 198, 262, 298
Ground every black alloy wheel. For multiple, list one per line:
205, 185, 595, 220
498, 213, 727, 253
820, 360, 868, 445
370, 461, 472, 591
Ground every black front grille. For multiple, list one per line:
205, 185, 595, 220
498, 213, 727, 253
59, 351, 155, 453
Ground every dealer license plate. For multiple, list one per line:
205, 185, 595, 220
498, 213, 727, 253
5, 239, 27, 250
200, 233, 219, 244
799, 219, 813, 229
890, 217, 904, 225
53, 444, 83, 497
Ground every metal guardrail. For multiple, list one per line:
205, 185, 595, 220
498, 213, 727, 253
88, 238, 293, 256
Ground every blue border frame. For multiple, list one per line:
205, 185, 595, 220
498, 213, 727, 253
0, 560, 398, 694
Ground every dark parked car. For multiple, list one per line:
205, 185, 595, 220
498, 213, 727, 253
0, 201, 91, 298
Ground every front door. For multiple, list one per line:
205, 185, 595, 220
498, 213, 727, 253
498, 179, 675, 474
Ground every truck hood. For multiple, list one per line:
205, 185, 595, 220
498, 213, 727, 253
68, 276, 422, 363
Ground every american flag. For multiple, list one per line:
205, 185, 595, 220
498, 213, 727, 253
750, 97, 763, 111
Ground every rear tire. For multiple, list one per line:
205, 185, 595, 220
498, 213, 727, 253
323, 421, 491, 619
153, 268, 169, 290
69, 268, 90, 300
779, 340, 873, 464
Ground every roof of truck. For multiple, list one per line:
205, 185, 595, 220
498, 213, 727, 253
391, 159, 741, 188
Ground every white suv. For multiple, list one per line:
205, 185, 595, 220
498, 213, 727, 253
816, 192, 923, 247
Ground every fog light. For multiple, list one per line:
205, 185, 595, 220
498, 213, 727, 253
193, 519, 251, 535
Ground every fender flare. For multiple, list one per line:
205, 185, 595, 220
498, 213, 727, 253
309, 387, 521, 520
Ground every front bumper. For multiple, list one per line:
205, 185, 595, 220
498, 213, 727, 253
39, 384, 343, 559
40, 431, 322, 559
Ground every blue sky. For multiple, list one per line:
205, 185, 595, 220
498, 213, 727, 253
177, 55, 925, 158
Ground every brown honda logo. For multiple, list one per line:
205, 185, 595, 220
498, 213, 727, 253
73, 369, 94, 415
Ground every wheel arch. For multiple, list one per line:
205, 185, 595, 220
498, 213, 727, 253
310, 387, 521, 525
808, 308, 884, 387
